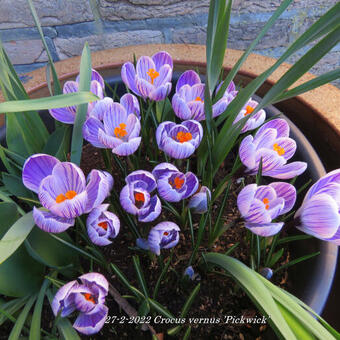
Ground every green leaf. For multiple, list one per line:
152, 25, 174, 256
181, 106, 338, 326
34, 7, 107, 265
204, 253, 296, 339
29, 279, 50, 340
0, 297, 28, 325
148, 298, 175, 319
8, 294, 37, 340
0, 211, 36, 264
0, 91, 98, 113
2, 173, 33, 198
70, 43, 92, 165
27, 0, 62, 95
274, 251, 320, 274
133, 255, 149, 298
26, 227, 79, 271
42, 126, 71, 161
268, 248, 284, 268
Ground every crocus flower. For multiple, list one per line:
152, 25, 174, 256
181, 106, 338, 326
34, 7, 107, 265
120, 170, 161, 222
294, 169, 340, 244
22, 154, 113, 233
152, 163, 198, 202
239, 118, 307, 179
49, 69, 104, 124
136, 221, 180, 255
83, 96, 141, 156
121, 51, 173, 101
87, 204, 120, 246
233, 98, 266, 133
237, 182, 296, 236
156, 120, 203, 159
188, 186, 211, 214
51, 273, 108, 335
172, 70, 237, 121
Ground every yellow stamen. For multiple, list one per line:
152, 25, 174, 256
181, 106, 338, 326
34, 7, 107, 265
195, 96, 204, 102
243, 105, 255, 117
114, 123, 127, 139
273, 143, 285, 156
176, 131, 192, 143
147, 68, 159, 84
263, 197, 270, 210
56, 190, 77, 203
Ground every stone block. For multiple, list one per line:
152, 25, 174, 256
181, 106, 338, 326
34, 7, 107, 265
0, 0, 94, 29
55, 30, 164, 59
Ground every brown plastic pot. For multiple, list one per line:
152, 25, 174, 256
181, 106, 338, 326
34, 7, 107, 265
1, 44, 339, 322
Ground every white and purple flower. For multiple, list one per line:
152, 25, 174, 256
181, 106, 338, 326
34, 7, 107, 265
233, 98, 266, 133
137, 221, 181, 255
156, 120, 203, 159
87, 204, 120, 246
22, 154, 113, 233
172, 70, 237, 121
83, 96, 141, 156
188, 186, 211, 214
152, 163, 199, 202
239, 119, 307, 179
121, 51, 173, 101
51, 273, 108, 335
49, 69, 104, 124
120, 170, 161, 222
295, 169, 340, 244
237, 182, 296, 236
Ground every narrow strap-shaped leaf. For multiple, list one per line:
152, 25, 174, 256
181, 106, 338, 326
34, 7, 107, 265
272, 68, 340, 103
8, 294, 37, 340
204, 253, 296, 339
132, 255, 149, 298
70, 43, 92, 165
27, 0, 62, 95
148, 298, 175, 319
0, 211, 35, 264
0, 91, 98, 113
0, 297, 28, 325
29, 279, 50, 340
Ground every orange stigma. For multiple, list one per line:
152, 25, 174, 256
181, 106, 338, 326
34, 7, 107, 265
56, 190, 77, 203
83, 293, 96, 304
195, 96, 204, 102
147, 68, 159, 84
263, 198, 270, 210
243, 105, 255, 116
273, 143, 285, 156
98, 221, 108, 230
176, 131, 192, 143
114, 123, 128, 139
163, 231, 169, 236
169, 176, 185, 189
134, 192, 145, 203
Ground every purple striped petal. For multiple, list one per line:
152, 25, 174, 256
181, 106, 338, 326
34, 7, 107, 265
265, 161, 307, 179
149, 83, 172, 101
156, 121, 175, 148
103, 102, 127, 135
212, 97, 230, 119
90, 80, 104, 101
245, 222, 284, 237
152, 162, 178, 179
152, 51, 173, 70
64, 80, 78, 94
176, 70, 201, 92
136, 238, 149, 250
256, 118, 290, 139
138, 195, 161, 222
187, 101, 205, 121
244, 199, 271, 224
157, 178, 182, 202
79, 272, 109, 294
85, 170, 113, 212
22, 154, 60, 193
136, 77, 154, 99
136, 56, 155, 80
51, 280, 77, 317
126, 170, 157, 192
254, 149, 286, 174
49, 107, 75, 124
188, 186, 211, 214
112, 137, 141, 156
296, 193, 340, 239
83, 117, 106, 148
73, 304, 108, 335
33, 207, 75, 233
172, 94, 192, 120
274, 137, 296, 161
182, 172, 199, 198
98, 129, 122, 149
154, 64, 172, 87
89, 97, 113, 121
163, 137, 196, 159
120, 185, 138, 215
270, 182, 296, 214
121, 62, 140, 95
120, 93, 140, 118
76, 69, 105, 89
237, 184, 257, 216
126, 113, 141, 138
239, 135, 256, 169
52, 162, 86, 193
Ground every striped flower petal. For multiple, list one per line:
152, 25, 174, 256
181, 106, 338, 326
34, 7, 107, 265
245, 222, 284, 237
121, 61, 140, 95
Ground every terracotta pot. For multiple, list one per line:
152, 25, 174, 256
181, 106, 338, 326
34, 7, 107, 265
1, 44, 339, 321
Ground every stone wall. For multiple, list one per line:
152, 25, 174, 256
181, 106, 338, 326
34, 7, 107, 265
0, 0, 338, 86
